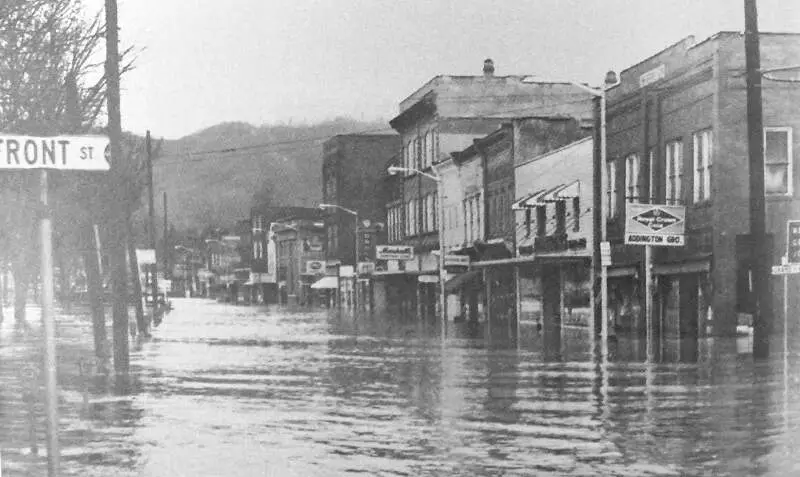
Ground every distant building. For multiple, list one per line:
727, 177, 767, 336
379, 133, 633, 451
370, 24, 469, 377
250, 206, 323, 303
272, 216, 326, 306
321, 133, 399, 307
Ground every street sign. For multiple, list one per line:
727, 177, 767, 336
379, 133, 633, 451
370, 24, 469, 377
0, 134, 110, 171
444, 254, 470, 267
787, 220, 800, 263
376, 245, 414, 261
624, 203, 686, 246
771, 263, 800, 275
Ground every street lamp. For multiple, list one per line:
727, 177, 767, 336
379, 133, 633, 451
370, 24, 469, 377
387, 165, 448, 335
525, 72, 620, 348
319, 203, 359, 310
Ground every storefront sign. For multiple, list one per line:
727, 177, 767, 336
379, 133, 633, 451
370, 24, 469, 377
305, 260, 326, 275
376, 245, 415, 261
639, 64, 665, 88
357, 261, 375, 275
787, 220, 800, 263
625, 203, 685, 246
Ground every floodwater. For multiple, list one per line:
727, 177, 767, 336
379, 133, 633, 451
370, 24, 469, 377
1, 299, 800, 476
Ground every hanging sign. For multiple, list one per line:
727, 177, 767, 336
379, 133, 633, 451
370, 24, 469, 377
0, 134, 110, 171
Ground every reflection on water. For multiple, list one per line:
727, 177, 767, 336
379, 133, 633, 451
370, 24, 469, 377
2, 300, 800, 476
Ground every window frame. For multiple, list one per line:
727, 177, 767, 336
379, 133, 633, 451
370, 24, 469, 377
665, 139, 684, 205
607, 160, 618, 217
693, 129, 713, 203
624, 153, 641, 203
764, 126, 793, 197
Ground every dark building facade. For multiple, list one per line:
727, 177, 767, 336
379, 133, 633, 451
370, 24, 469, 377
321, 134, 400, 268
605, 32, 800, 338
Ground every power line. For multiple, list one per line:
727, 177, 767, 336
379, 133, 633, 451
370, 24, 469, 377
153, 96, 595, 168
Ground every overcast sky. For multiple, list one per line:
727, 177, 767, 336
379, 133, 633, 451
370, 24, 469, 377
85, 0, 800, 139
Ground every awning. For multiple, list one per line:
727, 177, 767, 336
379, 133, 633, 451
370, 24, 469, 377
311, 276, 338, 289
444, 269, 481, 293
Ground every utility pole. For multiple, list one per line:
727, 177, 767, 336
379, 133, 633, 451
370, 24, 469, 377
745, 0, 773, 359
147, 131, 159, 317
163, 191, 169, 277
105, 0, 129, 373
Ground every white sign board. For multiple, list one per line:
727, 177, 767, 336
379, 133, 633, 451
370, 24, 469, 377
136, 249, 156, 265
444, 254, 470, 267
639, 64, 665, 88
772, 263, 800, 275
625, 203, 686, 246
600, 241, 612, 266
357, 262, 375, 275
376, 245, 415, 261
0, 134, 110, 171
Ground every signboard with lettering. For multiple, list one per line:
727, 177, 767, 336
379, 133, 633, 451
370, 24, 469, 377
376, 245, 415, 261
772, 263, 800, 275
639, 64, 665, 88
0, 134, 110, 171
787, 220, 800, 264
624, 203, 686, 246
305, 260, 326, 275
357, 262, 375, 275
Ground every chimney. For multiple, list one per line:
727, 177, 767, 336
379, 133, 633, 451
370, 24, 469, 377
483, 58, 495, 77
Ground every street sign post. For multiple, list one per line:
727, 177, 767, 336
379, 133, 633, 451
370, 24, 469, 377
1, 133, 110, 476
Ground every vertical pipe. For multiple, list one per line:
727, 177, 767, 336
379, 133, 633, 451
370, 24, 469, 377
745, 0, 772, 359
642, 91, 654, 361
40, 170, 59, 476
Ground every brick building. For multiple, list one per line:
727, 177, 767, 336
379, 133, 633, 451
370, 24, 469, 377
387, 59, 594, 321
605, 32, 800, 338
321, 133, 400, 306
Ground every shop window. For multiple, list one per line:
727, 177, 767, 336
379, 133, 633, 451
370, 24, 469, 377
536, 205, 547, 237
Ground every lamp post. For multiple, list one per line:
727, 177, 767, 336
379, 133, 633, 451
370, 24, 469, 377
387, 165, 447, 335
532, 72, 620, 348
319, 204, 359, 310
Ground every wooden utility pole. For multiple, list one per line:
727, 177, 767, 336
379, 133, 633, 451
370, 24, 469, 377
147, 131, 159, 317
745, 0, 773, 359
105, 0, 130, 373
163, 191, 169, 276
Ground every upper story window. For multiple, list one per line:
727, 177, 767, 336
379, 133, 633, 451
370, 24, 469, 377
387, 204, 403, 242
536, 205, 547, 236
463, 194, 482, 244
624, 153, 641, 203
765, 127, 793, 196
693, 130, 713, 203
665, 140, 684, 205
607, 160, 618, 217
572, 197, 581, 232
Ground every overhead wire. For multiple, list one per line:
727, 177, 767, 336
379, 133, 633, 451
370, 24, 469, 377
152, 93, 596, 168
